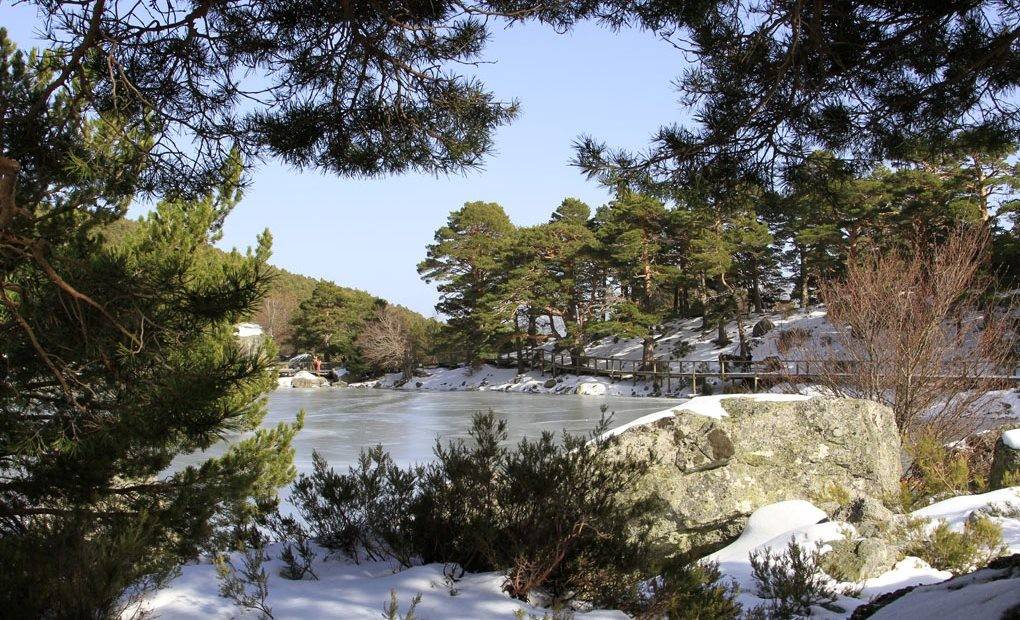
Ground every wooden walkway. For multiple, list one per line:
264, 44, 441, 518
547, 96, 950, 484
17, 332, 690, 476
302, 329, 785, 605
485, 350, 1020, 394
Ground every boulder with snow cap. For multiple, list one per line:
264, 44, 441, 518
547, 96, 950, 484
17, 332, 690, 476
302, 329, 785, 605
575, 381, 607, 396
290, 370, 328, 388
609, 395, 901, 560
989, 429, 1020, 490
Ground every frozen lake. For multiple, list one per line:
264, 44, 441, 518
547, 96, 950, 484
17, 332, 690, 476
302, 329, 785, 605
175, 388, 683, 475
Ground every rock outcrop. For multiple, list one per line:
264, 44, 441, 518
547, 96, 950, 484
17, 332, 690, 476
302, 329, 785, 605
575, 381, 607, 396
989, 429, 1020, 490
290, 371, 328, 388
611, 396, 901, 559
751, 316, 775, 337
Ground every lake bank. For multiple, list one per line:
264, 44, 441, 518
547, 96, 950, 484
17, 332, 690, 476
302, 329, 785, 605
340, 363, 699, 398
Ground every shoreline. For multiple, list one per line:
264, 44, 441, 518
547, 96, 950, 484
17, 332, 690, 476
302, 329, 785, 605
344, 363, 701, 398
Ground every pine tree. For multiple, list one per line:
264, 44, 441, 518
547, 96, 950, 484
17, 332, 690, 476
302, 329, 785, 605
495, 209, 597, 367
0, 32, 306, 615
595, 192, 669, 367
418, 202, 516, 363
0, 34, 301, 615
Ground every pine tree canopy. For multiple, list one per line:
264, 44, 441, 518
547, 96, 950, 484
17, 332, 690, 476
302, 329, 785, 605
0, 31, 305, 616
556, 1, 1020, 186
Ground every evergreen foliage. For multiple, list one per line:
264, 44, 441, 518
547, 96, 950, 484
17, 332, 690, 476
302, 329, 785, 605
904, 516, 1008, 574
289, 280, 385, 374
0, 31, 302, 615
418, 201, 516, 362
749, 540, 843, 618
292, 412, 667, 607
423, 145, 1019, 366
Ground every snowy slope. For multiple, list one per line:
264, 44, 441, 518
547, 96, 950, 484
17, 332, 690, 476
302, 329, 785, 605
132, 487, 1020, 619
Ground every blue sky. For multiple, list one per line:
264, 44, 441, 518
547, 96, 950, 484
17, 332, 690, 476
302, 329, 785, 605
3, 7, 688, 315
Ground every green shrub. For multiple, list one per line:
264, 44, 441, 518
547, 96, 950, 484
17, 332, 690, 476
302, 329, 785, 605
818, 534, 866, 583
636, 559, 742, 619
904, 515, 1007, 573
749, 540, 844, 618
215, 541, 274, 620
291, 446, 419, 566
901, 434, 978, 509
0, 514, 178, 619
268, 514, 318, 580
293, 412, 661, 607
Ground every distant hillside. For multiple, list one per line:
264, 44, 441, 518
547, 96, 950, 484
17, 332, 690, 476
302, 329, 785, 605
101, 218, 411, 355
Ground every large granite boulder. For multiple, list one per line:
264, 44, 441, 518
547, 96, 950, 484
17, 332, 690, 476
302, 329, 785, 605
575, 381, 608, 396
611, 395, 901, 559
989, 429, 1020, 490
290, 371, 328, 388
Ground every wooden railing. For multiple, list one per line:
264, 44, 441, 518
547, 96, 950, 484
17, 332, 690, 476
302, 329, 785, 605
483, 349, 1020, 394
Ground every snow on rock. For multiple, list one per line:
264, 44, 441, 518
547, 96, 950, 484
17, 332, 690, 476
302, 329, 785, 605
673, 393, 813, 419
575, 381, 608, 396
289, 370, 328, 389
701, 500, 856, 615
912, 487, 1020, 554
858, 558, 951, 599
607, 397, 900, 561
600, 409, 677, 438
705, 500, 830, 567
688, 490, 1020, 617
1004, 429, 1020, 450
600, 393, 816, 438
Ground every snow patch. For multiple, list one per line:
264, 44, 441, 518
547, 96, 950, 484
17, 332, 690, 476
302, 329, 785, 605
234, 322, 263, 338
1003, 428, 1020, 450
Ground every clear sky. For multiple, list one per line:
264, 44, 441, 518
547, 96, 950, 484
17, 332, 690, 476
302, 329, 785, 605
2, 7, 688, 316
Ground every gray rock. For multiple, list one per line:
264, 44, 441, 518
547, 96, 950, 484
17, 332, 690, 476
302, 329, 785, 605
291, 372, 328, 388
751, 317, 775, 337
989, 431, 1020, 490
611, 396, 901, 560
836, 495, 897, 526
543, 378, 557, 389
855, 537, 899, 579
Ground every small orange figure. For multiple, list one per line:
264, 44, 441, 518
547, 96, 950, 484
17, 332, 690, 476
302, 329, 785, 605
313, 355, 322, 373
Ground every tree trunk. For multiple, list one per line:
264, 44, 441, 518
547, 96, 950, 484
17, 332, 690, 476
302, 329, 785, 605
516, 334, 525, 374
799, 246, 810, 308
641, 336, 655, 369
750, 255, 763, 313
699, 274, 709, 329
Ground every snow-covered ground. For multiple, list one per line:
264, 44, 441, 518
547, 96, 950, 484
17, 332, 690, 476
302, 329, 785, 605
353, 364, 679, 397
131, 485, 1020, 619
346, 308, 834, 396
136, 395, 1020, 619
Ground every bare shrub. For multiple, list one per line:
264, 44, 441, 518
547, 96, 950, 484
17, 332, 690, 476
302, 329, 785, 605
775, 328, 811, 355
817, 227, 1018, 443
356, 305, 428, 379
